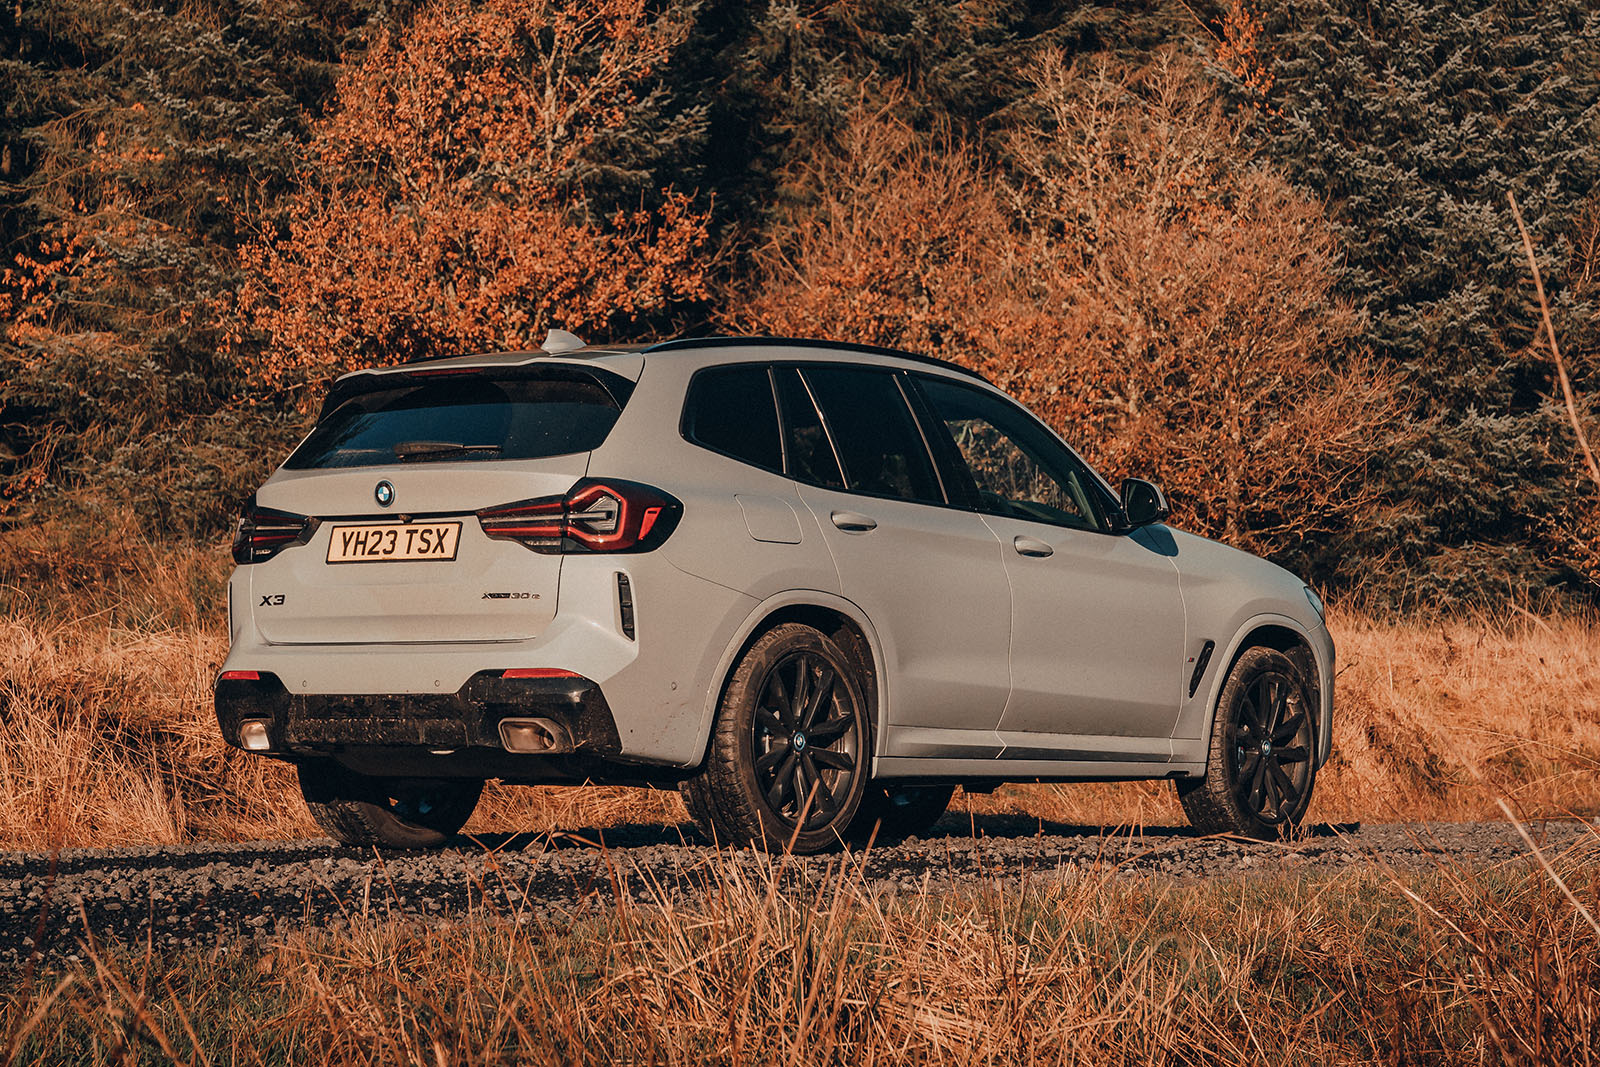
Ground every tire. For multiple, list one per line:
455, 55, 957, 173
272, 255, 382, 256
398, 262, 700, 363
677, 771, 718, 843
298, 761, 482, 849
685, 622, 870, 854
1177, 646, 1317, 839
848, 783, 955, 845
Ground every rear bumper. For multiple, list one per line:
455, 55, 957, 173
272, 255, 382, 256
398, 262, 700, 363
213, 671, 680, 782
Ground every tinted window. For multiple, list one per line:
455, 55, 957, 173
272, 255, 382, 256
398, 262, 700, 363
801, 366, 942, 504
773, 367, 845, 489
917, 376, 1105, 531
682, 366, 782, 472
286, 373, 624, 470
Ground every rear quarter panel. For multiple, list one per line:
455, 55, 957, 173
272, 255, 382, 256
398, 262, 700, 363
578, 353, 845, 766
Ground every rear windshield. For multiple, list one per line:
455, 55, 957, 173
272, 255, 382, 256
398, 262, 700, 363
284, 370, 630, 470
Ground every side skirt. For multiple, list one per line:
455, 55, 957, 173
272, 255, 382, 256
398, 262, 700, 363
873, 756, 1206, 783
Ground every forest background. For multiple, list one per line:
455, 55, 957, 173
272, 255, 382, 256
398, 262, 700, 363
3, 0, 1599, 609
8, 8, 1600, 1055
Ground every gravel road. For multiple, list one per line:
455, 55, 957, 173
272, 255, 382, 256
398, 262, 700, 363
5, 818, 1598, 973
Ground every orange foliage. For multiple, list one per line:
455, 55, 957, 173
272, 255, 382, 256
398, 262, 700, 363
739, 110, 1015, 362
1213, 0, 1276, 110
739, 53, 1402, 559
237, 0, 710, 401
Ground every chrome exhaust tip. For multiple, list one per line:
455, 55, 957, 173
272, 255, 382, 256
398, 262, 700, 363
239, 719, 272, 752
498, 717, 572, 754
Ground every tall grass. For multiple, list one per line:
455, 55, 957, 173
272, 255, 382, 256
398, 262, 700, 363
4, 835, 1599, 1064
5, 521, 1600, 850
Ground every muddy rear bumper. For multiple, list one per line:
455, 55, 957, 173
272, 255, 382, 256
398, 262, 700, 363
212, 671, 683, 783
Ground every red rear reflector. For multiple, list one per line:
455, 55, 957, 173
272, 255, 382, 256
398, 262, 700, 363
219, 670, 260, 681
638, 506, 662, 539
502, 667, 583, 680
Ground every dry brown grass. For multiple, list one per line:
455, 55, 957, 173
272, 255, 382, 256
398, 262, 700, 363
5, 523, 1600, 850
1318, 606, 1600, 822
0, 521, 315, 849
6, 528, 1600, 1063
5, 839, 1599, 1063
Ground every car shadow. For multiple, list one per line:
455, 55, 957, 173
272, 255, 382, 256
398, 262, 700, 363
922, 814, 1360, 841
461, 824, 705, 853
458, 817, 1362, 853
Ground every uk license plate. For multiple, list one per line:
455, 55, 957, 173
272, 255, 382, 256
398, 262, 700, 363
326, 522, 462, 564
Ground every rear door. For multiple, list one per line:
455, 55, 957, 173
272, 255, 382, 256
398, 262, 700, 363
911, 374, 1187, 760
248, 367, 627, 645
779, 365, 1011, 760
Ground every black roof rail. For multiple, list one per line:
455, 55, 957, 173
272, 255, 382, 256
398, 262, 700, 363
643, 335, 992, 384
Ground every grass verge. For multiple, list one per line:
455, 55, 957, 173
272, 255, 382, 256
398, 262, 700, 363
3, 837, 1599, 1064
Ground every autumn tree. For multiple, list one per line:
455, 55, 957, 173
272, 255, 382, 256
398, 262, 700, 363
738, 52, 1401, 578
237, 0, 711, 400
736, 104, 1019, 362
0, 0, 361, 531
1004, 53, 1402, 567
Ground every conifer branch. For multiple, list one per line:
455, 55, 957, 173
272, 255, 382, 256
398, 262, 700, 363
1508, 191, 1600, 493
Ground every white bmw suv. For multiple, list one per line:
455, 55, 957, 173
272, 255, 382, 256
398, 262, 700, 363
216, 334, 1334, 852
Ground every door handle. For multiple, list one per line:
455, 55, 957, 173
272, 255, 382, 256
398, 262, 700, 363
1012, 535, 1054, 558
830, 510, 878, 532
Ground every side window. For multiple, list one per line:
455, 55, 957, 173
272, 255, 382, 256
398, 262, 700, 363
801, 365, 944, 505
773, 367, 845, 489
916, 375, 1106, 531
682, 365, 783, 473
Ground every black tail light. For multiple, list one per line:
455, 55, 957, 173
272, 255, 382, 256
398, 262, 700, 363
232, 498, 318, 564
477, 479, 681, 554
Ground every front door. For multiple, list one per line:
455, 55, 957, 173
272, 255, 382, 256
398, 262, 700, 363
910, 374, 1187, 761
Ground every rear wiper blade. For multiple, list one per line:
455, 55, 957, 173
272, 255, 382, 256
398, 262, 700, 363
392, 440, 502, 461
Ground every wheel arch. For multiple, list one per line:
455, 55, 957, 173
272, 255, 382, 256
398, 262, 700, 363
689, 591, 887, 770
1197, 614, 1333, 769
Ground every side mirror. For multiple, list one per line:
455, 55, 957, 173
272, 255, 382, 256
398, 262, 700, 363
1119, 478, 1170, 530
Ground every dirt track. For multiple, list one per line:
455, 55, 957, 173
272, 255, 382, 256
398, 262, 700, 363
5, 818, 1598, 972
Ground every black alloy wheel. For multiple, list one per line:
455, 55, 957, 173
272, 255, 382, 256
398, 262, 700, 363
681, 623, 870, 853
751, 649, 862, 831
1227, 669, 1314, 825
1178, 646, 1317, 839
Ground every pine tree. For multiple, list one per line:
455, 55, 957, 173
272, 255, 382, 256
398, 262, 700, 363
0, 0, 372, 532
1226, 0, 1600, 600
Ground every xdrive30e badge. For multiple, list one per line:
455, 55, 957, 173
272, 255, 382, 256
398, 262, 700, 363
374, 480, 395, 508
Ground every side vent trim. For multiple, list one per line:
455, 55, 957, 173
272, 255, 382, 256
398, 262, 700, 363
1188, 640, 1215, 699
616, 572, 635, 640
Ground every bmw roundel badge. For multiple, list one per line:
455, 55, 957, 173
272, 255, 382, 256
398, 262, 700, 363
375, 480, 396, 508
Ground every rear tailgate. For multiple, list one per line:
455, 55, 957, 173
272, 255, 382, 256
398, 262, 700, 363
250, 459, 584, 644
240, 362, 634, 646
